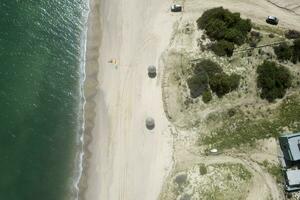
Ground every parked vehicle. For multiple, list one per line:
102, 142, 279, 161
171, 4, 182, 12
266, 16, 279, 25
148, 65, 156, 78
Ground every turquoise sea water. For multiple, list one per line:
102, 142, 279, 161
0, 1, 88, 200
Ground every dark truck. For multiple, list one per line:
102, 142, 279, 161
171, 4, 182, 12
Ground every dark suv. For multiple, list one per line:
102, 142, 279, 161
266, 16, 279, 25
171, 4, 182, 12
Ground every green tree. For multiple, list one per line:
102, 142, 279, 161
257, 61, 291, 102
196, 7, 252, 48
211, 40, 235, 57
187, 73, 209, 98
209, 73, 240, 97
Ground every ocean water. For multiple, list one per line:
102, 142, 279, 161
0, 1, 88, 200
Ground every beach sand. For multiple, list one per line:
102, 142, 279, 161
80, 0, 300, 200
80, 0, 176, 199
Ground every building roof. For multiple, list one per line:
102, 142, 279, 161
280, 133, 300, 161
286, 170, 300, 186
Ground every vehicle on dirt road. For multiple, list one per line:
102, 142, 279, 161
171, 4, 182, 12
266, 16, 279, 25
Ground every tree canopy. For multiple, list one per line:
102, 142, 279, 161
257, 61, 291, 102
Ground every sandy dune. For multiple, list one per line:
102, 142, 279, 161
82, 0, 300, 200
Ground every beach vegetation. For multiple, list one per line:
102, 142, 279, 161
211, 40, 234, 57
199, 163, 207, 175
187, 59, 240, 98
292, 38, 300, 63
210, 73, 240, 97
196, 7, 251, 56
202, 90, 212, 103
187, 73, 209, 98
201, 95, 300, 150
261, 160, 283, 183
285, 29, 300, 39
257, 61, 291, 102
274, 43, 293, 61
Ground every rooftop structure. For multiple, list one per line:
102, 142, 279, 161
279, 133, 300, 162
285, 170, 300, 191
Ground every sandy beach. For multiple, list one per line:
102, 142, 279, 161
81, 0, 176, 199
80, 0, 300, 199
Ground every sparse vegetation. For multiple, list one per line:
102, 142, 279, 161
196, 7, 251, 56
202, 113, 280, 150
201, 95, 300, 150
257, 61, 291, 102
261, 160, 283, 183
164, 163, 252, 200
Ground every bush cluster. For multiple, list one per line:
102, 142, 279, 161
249, 31, 262, 48
211, 40, 234, 57
274, 42, 293, 61
210, 73, 240, 97
293, 38, 300, 63
285, 30, 300, 39
202, 90, 212, 103
257, 61, 291, 102
187, 59, 240, 99
196, 7, 252, 56
274, 39, 300, 63
187, 73, 208, 98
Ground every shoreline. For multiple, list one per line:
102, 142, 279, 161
78, 0, 101, 198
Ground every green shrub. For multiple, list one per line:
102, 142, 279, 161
194, 59, 222, 77
188, 59, 240, 98
188, 60, 221, 98
209, 73, 240, 97
202, 90, 212, 103
249, 31, 262, 47
199, 164, 207, 175
285, 30, 300, 39
292, 38, 300, 63
211, 40, 235, 57
197, 7, 251, 46
234, 18, 252, 33
274, 43, 293, 61
187, 73, 209, 98
257, 61, 291, 102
